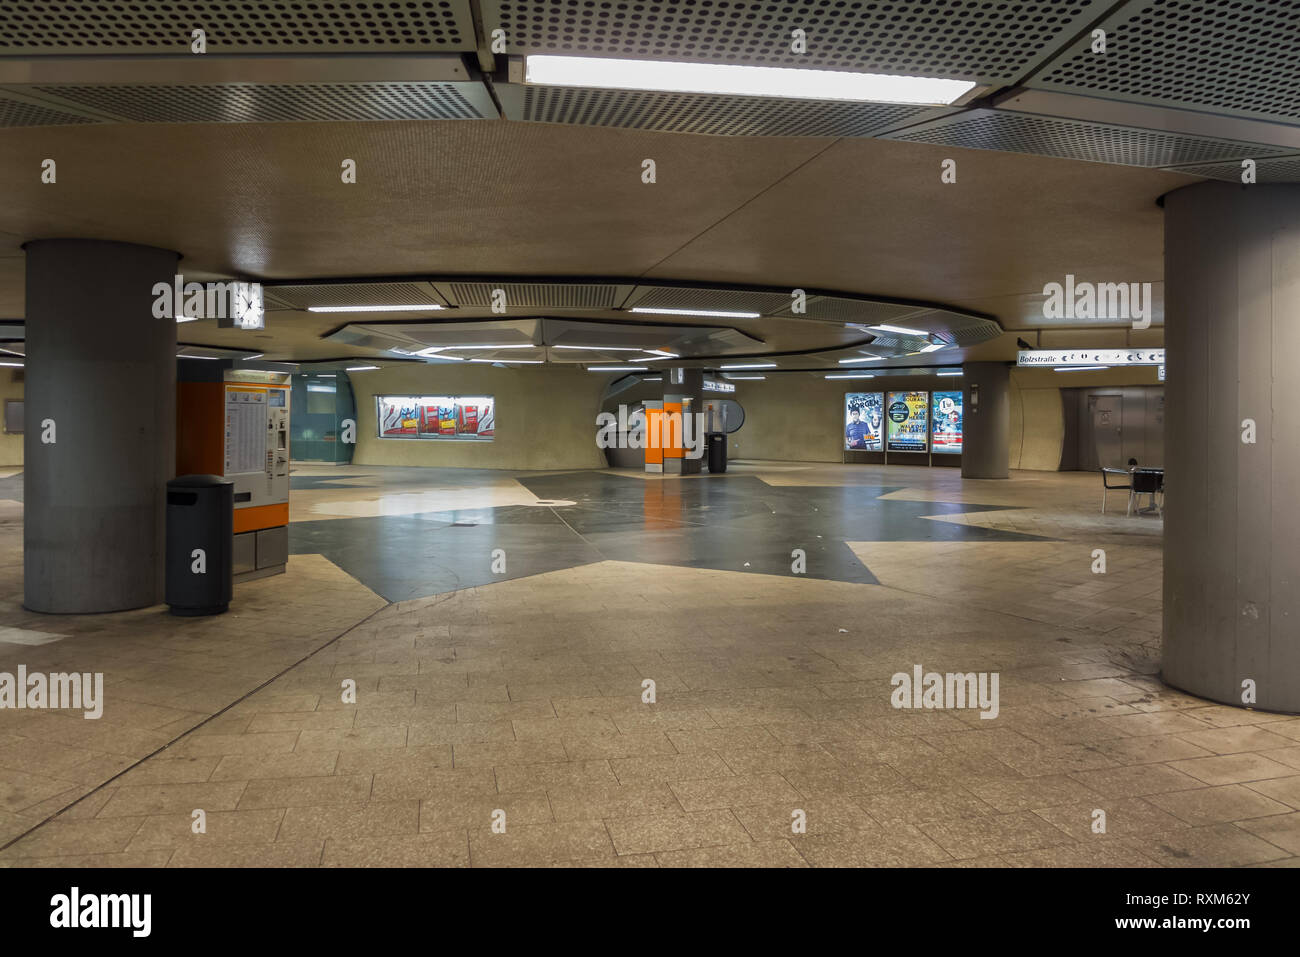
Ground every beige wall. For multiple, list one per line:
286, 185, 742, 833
0, 371, 22, 466
670, 373, 962, 465
350, 363, 607, 471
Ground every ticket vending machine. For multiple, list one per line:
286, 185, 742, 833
177, 363, 291, 582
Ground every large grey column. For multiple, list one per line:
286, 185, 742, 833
1163, 182, 1300, 713
24, 239, 180, 613
961, 362, 1009, 479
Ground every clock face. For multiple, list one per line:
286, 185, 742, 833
233, 284, 264, 330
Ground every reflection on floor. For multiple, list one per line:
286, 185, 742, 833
3, 462, 1299, 867
287, 466, 1047, 601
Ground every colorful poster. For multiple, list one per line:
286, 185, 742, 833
377, 396, 495, 441
931, 391, 963, 453
886, 391, 929, 452
844, 392, 884, 452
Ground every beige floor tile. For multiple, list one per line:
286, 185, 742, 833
604, 809, 750, 856
1235, 812, 1300, 855
1145, 784, 1293, 826
1167, 753, 1298, 787
235, 775, 371, 810
547, 783, 681, 822
126, 809, 285, 849
323, 829, 470, 867
1242, 774, 1300, 810
469, 820, 615, 866
1132, 823, 1290, 867
655, 839, 808, 868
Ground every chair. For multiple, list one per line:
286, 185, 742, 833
1130, 468, 1164, 517
1100, 468, 1131, 514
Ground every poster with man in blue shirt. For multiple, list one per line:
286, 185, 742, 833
844, 393, 883, 451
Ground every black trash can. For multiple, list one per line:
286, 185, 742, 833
707, 433, 728, 474
166, 474, 233, 616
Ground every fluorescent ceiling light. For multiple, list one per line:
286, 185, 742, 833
643, 376, 663, 382
589, 366, 648, 372
642, 350, 679, 358
870, 324, 927, 336
179, 354, 222, 360
315, 374, 336, 378
720, 363, 776, 370
826, 373, 876, 379
920, 344, 946, 353
1055, 365, 1109, 371
239, 354, 264, 360
629, 307, 760, 319
936, 370, 963, 376
724, 375, 766, 380
439, 344, 535, 350
469, 358, 543, 364
838, 355, 885, 364
307, 304, 443, 313
345, 366, 379, 371
0, 361, 23, 367
526, 55, 976, 106
552, 344, 644, 351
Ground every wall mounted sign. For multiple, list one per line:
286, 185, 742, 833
1017, 349, 1164, 367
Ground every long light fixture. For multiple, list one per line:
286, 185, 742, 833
589, 366, 648, 372
724, 375, 766, 380
936, 370, 963, 376
308, 304, 444, 313
838, 355, 885, 364
0, 361, 23, 367
346, 366, 379, 371
720, 362, 776, 370
525, 55, 977, 106
469, 359, 544, 364
629, 307, 760, 319
439, 344, 534, 350
552, 344, 644, 351
870, 323, 927, 336
826, 373, 876, 379
920, 343, 946, 353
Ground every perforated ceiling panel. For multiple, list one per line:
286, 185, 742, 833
265, 282, 445, 310
884, 109, 1291, 168
624, 285, 794, 316
509, 84, 948, 137
29, 82, 493, 123
1029, 0, 1300, 126
485, 0, 1106, 84
770, 296, 926, 323
439, 282, 623, 309
0, 2, 476, 54
0, 91, 100, 126
1164, 155, 1300, 185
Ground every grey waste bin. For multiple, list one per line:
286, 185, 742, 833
166, 474, 233, 616
707, 433, 727, 473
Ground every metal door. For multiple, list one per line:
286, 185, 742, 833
1089, 395, 1124, 469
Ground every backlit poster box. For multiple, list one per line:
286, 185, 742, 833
931, 391, 963, 453
886, 391, 929, 452
844, 392, 884, 451
377, 395, 495, 440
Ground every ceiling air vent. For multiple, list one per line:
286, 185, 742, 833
623, 286, 792, 317
512, 85, 949, 138
265, 282, 445, 311
0, 91, 101, 126
884, 109, 1290, 168
771, 297, 928, 324
438, 283, 622, 310
29, 82, 491, 123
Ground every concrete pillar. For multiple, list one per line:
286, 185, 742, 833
1162, 182, 1300, 713
23, 239, 180, 613
961, 362, 1009, 479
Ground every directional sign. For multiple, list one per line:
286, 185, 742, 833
1016, 349, 1164, 367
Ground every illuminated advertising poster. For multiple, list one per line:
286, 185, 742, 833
377, 396, 495, 441
886, 391, 929, 452
931, 390, 963, 453
844, 392, 884, 452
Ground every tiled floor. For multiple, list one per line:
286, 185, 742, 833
2, 462, 1298, 867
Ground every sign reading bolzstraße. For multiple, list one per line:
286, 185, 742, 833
1016, 349, 1165, 367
